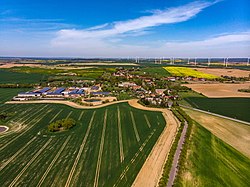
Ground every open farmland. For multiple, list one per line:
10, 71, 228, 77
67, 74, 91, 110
0, 102, 165, 186
183, 108, 250, 157
164, 67, 218, 79
175, 122, 250, 186
0, 69, 47, 84
184, 83, 250, 98
7, 66, 116, 80
183, 97, 250, 122
193, 68, 250, 78
0, 88, 30, 103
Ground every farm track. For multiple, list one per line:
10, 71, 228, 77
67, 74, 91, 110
78, 111, 84, 121
114, 129, 156, 187
0, 107, 34, 139
130, 111, 140, 142
144, 114, 151, 128
66, 111, 73, 119
0, 100, 169, 186
0, 136, 37, 172
117, 106, 124, 163
65, 111, 96, 187
36, 136, 71, 187
0, 105, 50, 150
49, 109, 63, 123
8, 138, 52, 187
94, 109, 108, 187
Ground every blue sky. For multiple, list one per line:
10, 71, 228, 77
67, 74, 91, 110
0, 0, 249, 57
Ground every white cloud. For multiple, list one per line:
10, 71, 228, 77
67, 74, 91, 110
52, 0, 218, 43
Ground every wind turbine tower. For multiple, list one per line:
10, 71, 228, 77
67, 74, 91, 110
208, 58, 211, 66
226, 58, 229, 67
187, 58, 190, 65
247, 58, 249, 66
195, 58, 197, 66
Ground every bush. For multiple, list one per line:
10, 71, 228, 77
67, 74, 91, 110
48, 118, 76, 132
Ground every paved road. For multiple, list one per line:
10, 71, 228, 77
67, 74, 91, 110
167, 122, 188, 187
180, 105, 250, 126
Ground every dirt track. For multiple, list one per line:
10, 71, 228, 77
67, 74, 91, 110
129, 100, 179, 187
6, 99, 179, 186
6, 100, 130, 109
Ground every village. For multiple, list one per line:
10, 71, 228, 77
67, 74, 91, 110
12, 67, 202, 107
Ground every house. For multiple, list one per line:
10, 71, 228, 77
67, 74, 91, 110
155, 89, 167, 95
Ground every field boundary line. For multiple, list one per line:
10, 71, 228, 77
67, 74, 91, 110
8, 138, 52, 187
94, 109, 108, 187
49, 109, 63, 123
180, 105, 250, 126
78, 111, 84, 121
0, 107, 52, 151
36, 136, 71, 187
144, 114, 151, 128
114, 129, 156, 187
0, 136, 37, 172
130, 111, 140, 142
117, 107, 124, 163
65, 111, 96, 187
66, 111, 73, 119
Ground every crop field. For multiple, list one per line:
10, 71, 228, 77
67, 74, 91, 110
0, 69, 47, 84
140, 67, 171, 77
183, 108, 250, 157
164, 67, 218, 79
183, 97, 250, 122
8, 66, 116, 79
0, 88, 30, 104
175, 122, 250, 186
0, 102, 165, 186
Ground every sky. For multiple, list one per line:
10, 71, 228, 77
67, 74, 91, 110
0, 0, 249, 58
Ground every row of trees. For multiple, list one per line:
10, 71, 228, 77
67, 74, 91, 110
48, 118, 76, 132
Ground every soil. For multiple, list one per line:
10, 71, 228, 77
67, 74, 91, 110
193, 68, 250, 78
184, 83, 250, 98
0, 63, 41, 68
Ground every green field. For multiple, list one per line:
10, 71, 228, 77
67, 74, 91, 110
8, 66, 116, 80
183, 97, 250, 122
164, 67, 218, 79
0, 88, 30, 104
175, 122, 250, 187
0, 102, 165, 186
0, 69, 47, 84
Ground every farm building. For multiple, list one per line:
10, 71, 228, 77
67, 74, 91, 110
18, 92, 41, 97
91, 92, 110, 96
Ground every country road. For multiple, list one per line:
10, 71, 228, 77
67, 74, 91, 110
167, 122, 188, 187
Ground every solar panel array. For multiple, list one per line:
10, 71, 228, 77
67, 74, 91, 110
69, 89, 85, 95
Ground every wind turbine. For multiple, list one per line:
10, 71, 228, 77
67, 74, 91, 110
195, 58, 197, 66
208, 58, 211, 66
187, 58, 190, 65
247, 58, 249, 66
226, 57, 229, 67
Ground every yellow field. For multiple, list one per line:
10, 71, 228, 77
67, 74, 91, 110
164, 67, 218, 79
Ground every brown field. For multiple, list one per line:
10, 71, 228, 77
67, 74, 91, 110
0, 63, 42, 68
193, 68, 250, 78
183, 108, 250, 158
184, 83, 250, 98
